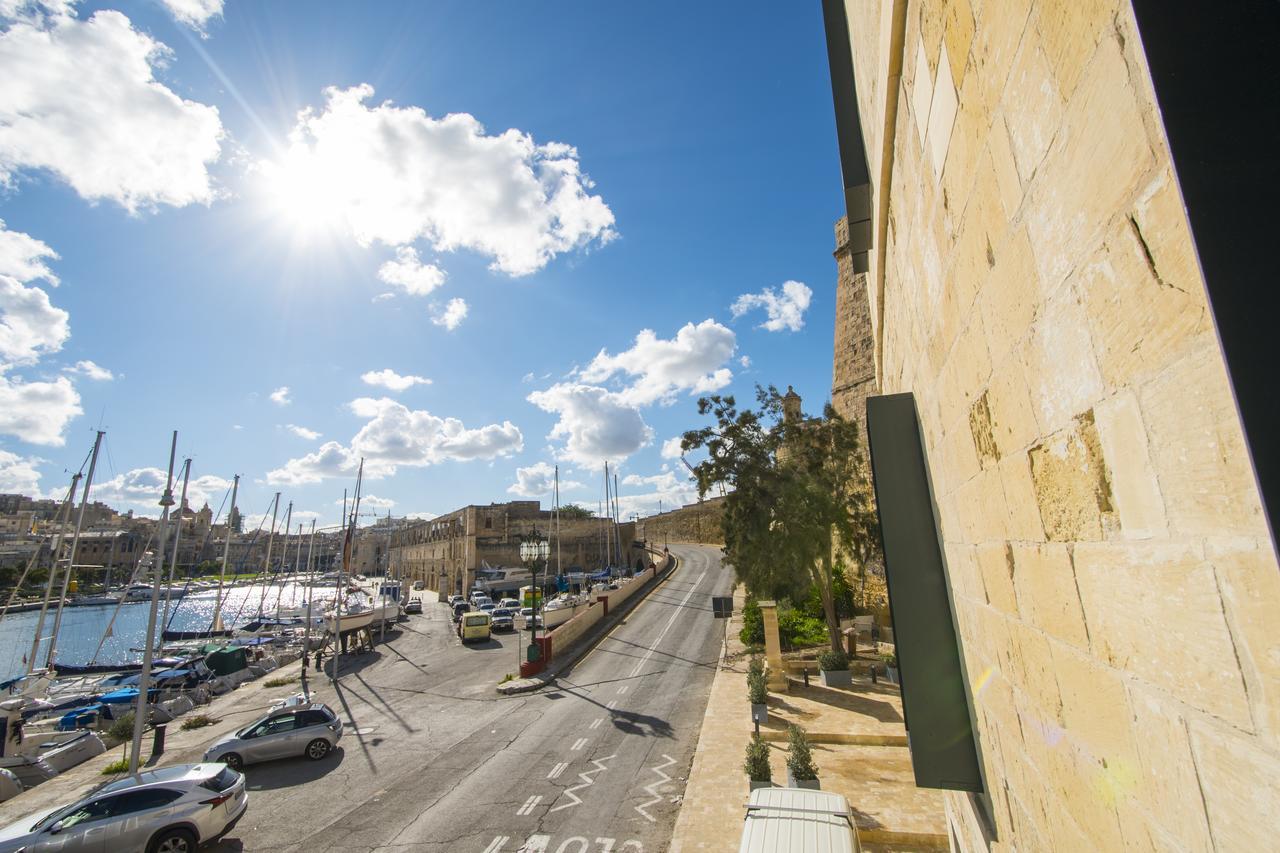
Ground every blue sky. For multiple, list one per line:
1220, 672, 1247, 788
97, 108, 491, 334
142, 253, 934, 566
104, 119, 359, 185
0, 0, 843, 529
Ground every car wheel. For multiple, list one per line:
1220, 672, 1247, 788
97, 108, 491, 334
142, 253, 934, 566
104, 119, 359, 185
221, 752, 244, 771
306, 738, 331, 760
149, 827, 196, 853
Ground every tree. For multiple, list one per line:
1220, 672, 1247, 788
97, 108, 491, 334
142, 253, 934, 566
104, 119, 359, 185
557, 504, 594, 520
683, 386, 878, 652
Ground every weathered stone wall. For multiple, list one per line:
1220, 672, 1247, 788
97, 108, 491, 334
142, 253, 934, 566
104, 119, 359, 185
831, 216, 879, 433
834, 1, 1280, 850
636, 496, 725, 547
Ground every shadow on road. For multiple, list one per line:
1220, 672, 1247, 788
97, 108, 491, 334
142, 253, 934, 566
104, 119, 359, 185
593, 635, 719, 670
241, 747, 347, 791
554, 678, 676, 739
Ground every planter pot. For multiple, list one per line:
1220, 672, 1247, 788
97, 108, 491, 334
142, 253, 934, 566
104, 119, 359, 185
819, 669, 852, 688
749, 778, 773, 791
785, 769, 820, 789
886, 666, 899, 684
751, 703, 769, 724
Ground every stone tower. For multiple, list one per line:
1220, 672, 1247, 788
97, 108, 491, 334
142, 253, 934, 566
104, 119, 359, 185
831, 215, 878, 436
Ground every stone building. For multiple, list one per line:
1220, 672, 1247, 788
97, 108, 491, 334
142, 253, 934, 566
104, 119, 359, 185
390, 500, 638, 597
822, 1, 1280, 851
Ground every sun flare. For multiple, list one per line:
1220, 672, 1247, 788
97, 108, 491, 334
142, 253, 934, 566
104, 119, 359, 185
260, 144, 348, 238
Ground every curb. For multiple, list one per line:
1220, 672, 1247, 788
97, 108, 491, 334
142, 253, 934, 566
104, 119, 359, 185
756, 730, 908, 746
496, 552, 680, 694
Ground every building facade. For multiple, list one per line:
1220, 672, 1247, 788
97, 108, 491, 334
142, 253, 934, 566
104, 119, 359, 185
824, 1, 1280, 850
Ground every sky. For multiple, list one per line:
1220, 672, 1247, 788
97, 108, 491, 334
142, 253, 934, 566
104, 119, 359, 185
0, 0, 845, 531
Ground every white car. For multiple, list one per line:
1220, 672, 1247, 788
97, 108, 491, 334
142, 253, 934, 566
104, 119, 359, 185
0, 763, 246, 853
499, 598, 520, 610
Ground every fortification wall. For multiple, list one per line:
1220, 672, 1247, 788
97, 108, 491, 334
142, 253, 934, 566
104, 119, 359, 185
636, 497, 725, 547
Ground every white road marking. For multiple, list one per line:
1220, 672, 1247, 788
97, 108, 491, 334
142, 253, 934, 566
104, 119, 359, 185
588, 717, 603, 730
516, 794, 542, 816
550, 754, 616, 812
616, 685, 628, 695
570, 737, 589, 751
595, 839, 615, 853
628, 570, 708, 679
482, 836, 508, 853
517, 835, 549, 852
547, 761, 568, 780
606, 700, 617, 710
634, 753, 676, 823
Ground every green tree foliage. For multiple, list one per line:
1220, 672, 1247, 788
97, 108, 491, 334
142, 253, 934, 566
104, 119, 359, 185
685, 386, 879, 651
786, 724, 819, 781
739, 595, 764, 646
558, 504, 594, 520
744, 733, 772, 782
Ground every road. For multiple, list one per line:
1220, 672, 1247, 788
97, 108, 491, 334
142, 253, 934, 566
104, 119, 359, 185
206, 543, 732, 853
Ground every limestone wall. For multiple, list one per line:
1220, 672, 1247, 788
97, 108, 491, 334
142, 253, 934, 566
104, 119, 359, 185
636, 497, 725, 546
834, 1, 1280, 850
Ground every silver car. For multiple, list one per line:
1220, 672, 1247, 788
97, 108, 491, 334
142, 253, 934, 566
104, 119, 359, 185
0, 762, 246, 853
203, 703, 342, 771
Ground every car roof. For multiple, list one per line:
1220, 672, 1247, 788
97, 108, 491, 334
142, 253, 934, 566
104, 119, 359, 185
96, 763, 214, 795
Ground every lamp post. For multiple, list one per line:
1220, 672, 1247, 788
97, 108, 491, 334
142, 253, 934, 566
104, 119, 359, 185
519, 528, 551, 674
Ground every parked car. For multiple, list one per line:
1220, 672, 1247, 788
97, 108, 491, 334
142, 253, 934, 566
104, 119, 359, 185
203, 703, 343, 771
458, 612, 492, 643
519, 607, 534, 620
404, 599, 423, 615
478, 602, 497, 614
0, 762, 247, 853
412, 580, 425, 590
447, 594, 464, 607
499, 598, 520, 610
490, 608, 515, 632
524, 614, 543, 630
452, 601, 470, 622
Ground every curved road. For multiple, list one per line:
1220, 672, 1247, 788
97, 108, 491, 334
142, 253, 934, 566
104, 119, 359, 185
208, 543, 732, 853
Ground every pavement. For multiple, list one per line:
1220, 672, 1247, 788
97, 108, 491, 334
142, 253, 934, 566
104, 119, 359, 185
0, 545, 735, 853
670, 585, 948, 852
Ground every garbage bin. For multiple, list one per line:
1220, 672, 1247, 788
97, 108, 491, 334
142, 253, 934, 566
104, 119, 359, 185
151, 724, 166, 757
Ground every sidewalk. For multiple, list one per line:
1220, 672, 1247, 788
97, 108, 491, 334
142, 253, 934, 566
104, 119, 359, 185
670, 587, 948, 852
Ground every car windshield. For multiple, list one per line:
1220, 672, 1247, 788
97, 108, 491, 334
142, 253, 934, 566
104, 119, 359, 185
32, 804, 78, 830
199, 767, 239, 793
492, 609, 512, 617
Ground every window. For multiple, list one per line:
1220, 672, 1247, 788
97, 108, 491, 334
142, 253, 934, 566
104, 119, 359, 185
49, 799, 113, 829
107, 788, 184, 816
296, 710, 332, 727
484, 517, 492, 529
248, 716, 298, 738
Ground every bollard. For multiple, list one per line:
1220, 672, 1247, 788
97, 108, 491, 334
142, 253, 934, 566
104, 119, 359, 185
871, 665, 878, 685
152, 723, 167, 757
803, 667, 809, 687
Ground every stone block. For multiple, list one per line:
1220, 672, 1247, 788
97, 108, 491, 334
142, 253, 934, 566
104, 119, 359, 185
984, 348, 1039, 459
927, 44, 960, 182
968, 391, 999, 471
1028, 411, 1114, 542
1009, 542, 1089, 650
977, 225, 1037, 370
1034, 0, 1118, 101
1138, 347, 1268, 540
1127, 686, 1213, 851
1022, 286, 1105, 439
968, 0, 1034, 118
942, 0, 975, 87
987, 116, 1025, 220
944, 542, 985, 606
1189, 720, 1280, 852
1131, 168, 1205, 304
1024, 34, 1155, 293
1211, 542, 1280, 742
910, 35, 934, 151
998, 452, 1046, 542
1092, 389, 1167, 540
1073, 541, 1252, 728
1051, 643, 1137, 772
975, 542, 1018, 615
1001, 31, 1062, 183
1005, 618, 1063, 724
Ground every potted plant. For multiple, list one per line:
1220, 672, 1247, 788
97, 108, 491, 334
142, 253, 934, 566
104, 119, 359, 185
881, 651, 898, 684
817, 648, 852, 688
747, 657, 768, 723
744, 733, 773, 791
785, 724, 820, 789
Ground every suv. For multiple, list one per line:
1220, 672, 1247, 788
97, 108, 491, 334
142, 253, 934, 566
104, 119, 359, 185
203, 703, 342, 770
490, 608, 515, 632
0, 763, 246, 853
499, 598, 520, 610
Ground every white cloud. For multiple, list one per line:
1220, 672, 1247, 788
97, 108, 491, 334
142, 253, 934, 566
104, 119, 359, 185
431, 297, 468, 331
285, 424, 321, 441
0, 374, 80, 445
0, 218, 58, 285
507, 461, 583, 497
0, 272, 69, 367
158, 0, 222, 33
231, 424, 243, 430
526, 382, 653, 466
361, 368, 431, 392
616, 469, 698, 517
377, 246, 445, 297
731, 280, 812, 332
0, 4, 224, 211
579, 319, 736, 406
269, 386, 291, 406
660, 436, 685, 460
267, 397, 523, 485
94, 466, 231, 510
0, 448, 44, 495
64, 359, 113, 380
338, 493, 395, 510
263, 84, 615, 276
739, 355, 751, 368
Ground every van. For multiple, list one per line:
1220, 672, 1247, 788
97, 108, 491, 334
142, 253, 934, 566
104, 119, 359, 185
458, 612, 492, 643
738, 788, 860, 853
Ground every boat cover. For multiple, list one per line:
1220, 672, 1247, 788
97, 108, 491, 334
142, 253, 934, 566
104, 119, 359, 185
204, 646, 248, 675
56, 704, 104, 731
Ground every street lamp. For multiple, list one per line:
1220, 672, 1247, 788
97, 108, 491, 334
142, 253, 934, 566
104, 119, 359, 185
519, 529, 551, 670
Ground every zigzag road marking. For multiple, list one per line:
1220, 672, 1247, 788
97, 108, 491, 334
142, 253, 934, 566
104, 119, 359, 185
549, 754, 616, 812
634, 754, 676, 823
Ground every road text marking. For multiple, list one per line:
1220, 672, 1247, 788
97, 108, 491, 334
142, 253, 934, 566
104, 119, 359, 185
516, 794, 542, 816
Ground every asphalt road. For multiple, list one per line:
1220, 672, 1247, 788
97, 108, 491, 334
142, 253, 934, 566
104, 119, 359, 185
206, 543, 733, 853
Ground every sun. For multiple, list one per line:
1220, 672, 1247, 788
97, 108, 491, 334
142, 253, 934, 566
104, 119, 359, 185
259, 144, 348, 239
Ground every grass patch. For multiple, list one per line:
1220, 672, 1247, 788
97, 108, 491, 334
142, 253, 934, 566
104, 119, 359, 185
180, 714, 219, 731
499, 673, 515, 684
102, 756, 129, 775
263, 675, 299, 688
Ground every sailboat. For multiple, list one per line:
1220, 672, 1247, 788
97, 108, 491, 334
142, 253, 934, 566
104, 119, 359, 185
324, 460, 375, 635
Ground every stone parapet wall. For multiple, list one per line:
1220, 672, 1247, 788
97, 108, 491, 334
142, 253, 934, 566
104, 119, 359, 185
636, 497, 725, 547
833, 1, 1280, 850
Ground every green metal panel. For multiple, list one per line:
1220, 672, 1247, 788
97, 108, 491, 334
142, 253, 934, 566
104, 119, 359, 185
866, 392, 983, 791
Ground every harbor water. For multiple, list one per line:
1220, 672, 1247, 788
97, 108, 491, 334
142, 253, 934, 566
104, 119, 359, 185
0, 581, 326, 683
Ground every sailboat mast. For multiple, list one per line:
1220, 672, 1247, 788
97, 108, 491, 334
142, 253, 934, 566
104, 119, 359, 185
554, 465, 561, 578
159, 458, 191, 643
274, 501, 293, 621
27, 474, 79, 674
45, 430, 104, 669
130, 430, 178, 774
257, 493, 280, 617
613, 473, 622, 574
211, 474, 239, 632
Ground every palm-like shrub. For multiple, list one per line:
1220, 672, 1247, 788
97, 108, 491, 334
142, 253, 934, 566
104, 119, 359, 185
744, 734, 772, 781
786, 724, 818, 782
817, 648, 849, 672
